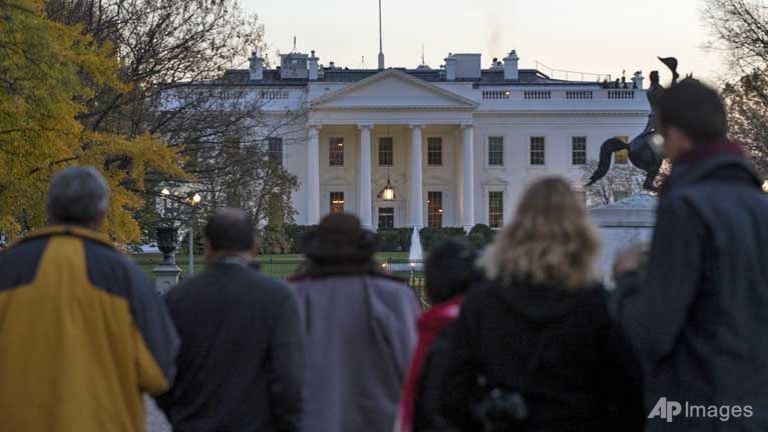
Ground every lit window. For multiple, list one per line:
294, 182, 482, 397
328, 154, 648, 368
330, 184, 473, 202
489, 136, 504, 166
427, 137, 442, 166
268, 137, 283, 165
614, 136, 629, 165
488, 191, 504, 229
378, 207, 394, 229
379, 137, 393, 166
329, 137, 344, 166
572, 137, 587, 165
427, 191, 443, 228
530, 136, 546, 166
614, 150, 629, 165
330, 192, 344, 214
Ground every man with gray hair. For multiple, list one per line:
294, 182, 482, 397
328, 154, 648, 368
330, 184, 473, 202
0, 166, 179, 432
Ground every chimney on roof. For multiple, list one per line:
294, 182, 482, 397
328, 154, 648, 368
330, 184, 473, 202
249, 50, 264, 81
444, 54, 456, 81
309, 50, 319, 80
503, 50, 520, 81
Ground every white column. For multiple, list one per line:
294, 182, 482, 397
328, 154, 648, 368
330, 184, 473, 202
461, 123, 475, 230
306, 125, 321, 225
358, 124, 373, 229
409, 124, 424, 228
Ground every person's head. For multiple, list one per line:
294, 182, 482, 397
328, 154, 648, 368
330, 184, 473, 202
203, 208, 256, 262
425, 239, 482, 304
300, 213, 378, 269
481, 177, 599, 290
658, 78, 728, 161
47, 166, 110, 229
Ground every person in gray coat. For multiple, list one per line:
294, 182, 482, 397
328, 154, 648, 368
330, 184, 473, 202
613, 79, 768, 431
289, 214, 420, 432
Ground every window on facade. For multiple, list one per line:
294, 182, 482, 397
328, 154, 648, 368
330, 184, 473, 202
488, 136, 504, 166
530, 136, 546, 165
268, 137, 283, 165
614, 188, 631, 202
614, 136, 629, 165
614, 149, 629, 165
330, 192, 345, 214
378, 207, 395, 229
329, 137, 344, 166
427, 137, 442, 166
378, 137, 393, 166
427, 191, 443, 228
572, 136, 587, 165
488, 191, 504, 229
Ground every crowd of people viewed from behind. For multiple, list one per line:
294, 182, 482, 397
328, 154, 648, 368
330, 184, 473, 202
1, 77, 768, 432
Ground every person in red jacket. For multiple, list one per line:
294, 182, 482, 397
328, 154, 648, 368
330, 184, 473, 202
397, 239, 483, 432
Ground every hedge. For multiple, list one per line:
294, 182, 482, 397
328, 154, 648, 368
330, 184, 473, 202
377, 228, 413, 252
261, 223, 497, 255
418, 227, 467, 253
467, 223, 496, 250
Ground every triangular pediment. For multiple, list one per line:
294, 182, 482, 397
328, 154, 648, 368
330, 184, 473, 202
311, 69, 478, 110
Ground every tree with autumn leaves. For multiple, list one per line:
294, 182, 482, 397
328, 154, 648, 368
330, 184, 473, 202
0, 0, 185, 243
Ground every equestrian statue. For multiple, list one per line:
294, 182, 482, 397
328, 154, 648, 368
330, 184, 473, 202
586, 57, 682, 191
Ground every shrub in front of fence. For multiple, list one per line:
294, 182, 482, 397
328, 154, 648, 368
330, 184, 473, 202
418, 227, 467, 253
467, 223, 496, 250
376, 227, 413, 252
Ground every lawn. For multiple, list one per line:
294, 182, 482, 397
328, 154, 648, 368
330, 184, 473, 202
133, 251, 411, 280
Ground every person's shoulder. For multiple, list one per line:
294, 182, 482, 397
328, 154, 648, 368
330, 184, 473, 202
0, 237, 49, 291
569, 283, 614, 323
82, 239, 152, 296
367, 273, 415, 297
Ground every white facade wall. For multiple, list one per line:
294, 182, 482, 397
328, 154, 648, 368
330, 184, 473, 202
235, 70, 648, 228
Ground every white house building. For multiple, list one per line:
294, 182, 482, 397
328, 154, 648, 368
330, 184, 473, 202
197, 49, 650, 230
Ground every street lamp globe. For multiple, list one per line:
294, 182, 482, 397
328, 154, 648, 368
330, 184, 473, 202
192, 193, 202, 205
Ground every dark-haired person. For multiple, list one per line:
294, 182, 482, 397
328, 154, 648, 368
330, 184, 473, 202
397, 239, 483, 432
613, 79, 768, 431
288, 214, 420, 432
157, 208, 304, 432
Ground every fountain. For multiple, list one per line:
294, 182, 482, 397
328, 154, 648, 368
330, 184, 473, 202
408, 227, 424, 270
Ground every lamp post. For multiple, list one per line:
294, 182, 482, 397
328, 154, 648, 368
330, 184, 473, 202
187, 192, 202, 275
153, 225, 180, 294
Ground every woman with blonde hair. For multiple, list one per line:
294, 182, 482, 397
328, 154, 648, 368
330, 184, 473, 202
439, 177, 644, 432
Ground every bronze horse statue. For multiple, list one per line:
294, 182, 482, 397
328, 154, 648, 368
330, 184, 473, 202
587, 57, 681, 191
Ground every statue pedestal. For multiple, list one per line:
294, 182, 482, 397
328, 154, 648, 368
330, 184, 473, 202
589, 194, 657, 285
152, 263, 181, 295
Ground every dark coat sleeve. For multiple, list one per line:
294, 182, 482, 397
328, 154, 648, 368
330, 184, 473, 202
439, 289, 484, 431
413, 328, 460, 432
269, 291, 305, 432
612, 197, 707, 364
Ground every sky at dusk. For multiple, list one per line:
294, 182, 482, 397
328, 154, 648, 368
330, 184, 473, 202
242, 0, 724, 85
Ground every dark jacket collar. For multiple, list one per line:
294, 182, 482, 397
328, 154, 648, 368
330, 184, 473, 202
14, 225, 114, 249
665, 155, 761, 193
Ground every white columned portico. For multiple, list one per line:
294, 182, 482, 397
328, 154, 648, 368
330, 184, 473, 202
306, 124, 321, 225
409, 124, 424, 228
461, 123, 475, 230
358, 124, 373, 229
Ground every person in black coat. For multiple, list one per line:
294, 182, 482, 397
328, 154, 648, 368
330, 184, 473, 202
440, 177, 645, 432
613, 79, 768, 431
157, 208, 304, 432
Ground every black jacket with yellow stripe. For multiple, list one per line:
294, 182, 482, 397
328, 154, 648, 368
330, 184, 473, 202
0, 226, 179, 432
